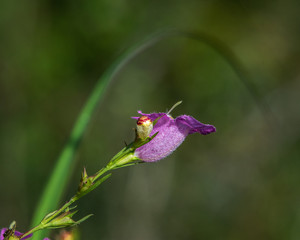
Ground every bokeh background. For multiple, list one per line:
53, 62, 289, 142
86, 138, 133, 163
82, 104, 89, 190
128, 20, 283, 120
1, 0, 300, 239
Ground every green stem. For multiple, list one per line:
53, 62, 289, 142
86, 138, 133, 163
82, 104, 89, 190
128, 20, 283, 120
21, 149, 139, 239
21, 196, 77, 238
92, 167, 111, 183
45, 197, 77, 223
20, 225, 44, 239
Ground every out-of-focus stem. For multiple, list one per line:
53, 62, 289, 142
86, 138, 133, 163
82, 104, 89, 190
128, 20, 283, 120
21, 148, 140, 239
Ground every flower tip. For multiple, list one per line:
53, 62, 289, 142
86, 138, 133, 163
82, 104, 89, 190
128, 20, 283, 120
204, 128, 216, 135
201, 124, 216, 135
136, 116, 152, 126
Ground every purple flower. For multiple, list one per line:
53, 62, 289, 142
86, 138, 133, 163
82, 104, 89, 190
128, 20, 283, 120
133, 111, 216, 162
1, 228, 32, 240
1, 228, 50, 240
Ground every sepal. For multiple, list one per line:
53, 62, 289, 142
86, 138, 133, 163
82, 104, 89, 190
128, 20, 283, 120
43, 211, 92, 229
77, 168, 93, 194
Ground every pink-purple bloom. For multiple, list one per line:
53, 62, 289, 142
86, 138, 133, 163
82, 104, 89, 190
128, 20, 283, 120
1, 228, 50, 240
133, 111, 216, 162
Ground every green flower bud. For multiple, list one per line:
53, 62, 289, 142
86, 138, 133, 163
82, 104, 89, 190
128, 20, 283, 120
44, 212, 77, 229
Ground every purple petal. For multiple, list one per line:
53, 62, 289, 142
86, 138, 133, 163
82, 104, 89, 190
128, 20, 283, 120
18, 231, 33, 240
134, 114, 189, 162
1, 229, 6, 240
133, 111, 216, 162
176, 115, 216, 135
0, 228, 32, 240
20, 233, 33, 240
132, 111, 166, 122
14, 231, 23, 237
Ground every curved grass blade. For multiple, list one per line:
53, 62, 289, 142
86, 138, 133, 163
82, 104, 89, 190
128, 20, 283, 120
178, 31, 274, 125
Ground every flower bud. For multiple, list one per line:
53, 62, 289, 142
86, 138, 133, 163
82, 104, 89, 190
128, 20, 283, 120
136, 116, 153, 140
57, 230, 77, 240
43, 210, 92, 230
77, 168, 93, 194
44, 212, 77, 229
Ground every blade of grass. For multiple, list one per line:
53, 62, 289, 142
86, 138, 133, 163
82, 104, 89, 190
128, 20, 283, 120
180, 31, 274, 125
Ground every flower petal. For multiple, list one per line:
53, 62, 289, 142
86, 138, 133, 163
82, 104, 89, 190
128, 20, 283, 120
132, 111, 166, 122
0, 228, 33, 240
133, 110, 216, 162
0, 228, 5, 240
18, 232, 33, 240
176, 115, 216, 135
134, 114, 189, 162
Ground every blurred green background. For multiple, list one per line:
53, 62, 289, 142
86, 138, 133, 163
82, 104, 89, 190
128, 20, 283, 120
0, 0, 300, 239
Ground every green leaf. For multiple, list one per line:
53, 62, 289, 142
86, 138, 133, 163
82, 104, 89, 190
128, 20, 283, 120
110, 161, 144, 170
75, 214, 94, 225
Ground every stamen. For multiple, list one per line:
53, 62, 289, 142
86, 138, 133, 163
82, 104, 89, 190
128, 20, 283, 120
167, 101, 182, 115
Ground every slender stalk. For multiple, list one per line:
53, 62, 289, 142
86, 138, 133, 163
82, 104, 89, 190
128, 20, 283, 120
44, 197, 77, 223
92, 167, 111, 183
21, 197, 77, 238
21, 149, 138, 239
